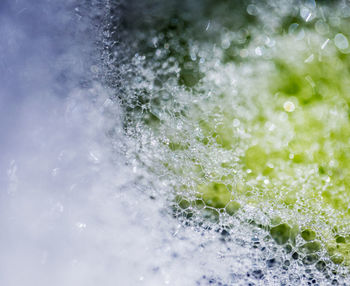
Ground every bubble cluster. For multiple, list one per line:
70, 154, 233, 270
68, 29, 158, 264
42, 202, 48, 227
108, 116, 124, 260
104, 0, 350, 284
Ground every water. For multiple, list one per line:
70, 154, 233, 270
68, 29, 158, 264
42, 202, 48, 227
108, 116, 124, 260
2, 0, 350, 285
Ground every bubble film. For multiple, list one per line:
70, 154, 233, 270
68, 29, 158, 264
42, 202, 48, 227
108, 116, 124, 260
102, 0, 350, 284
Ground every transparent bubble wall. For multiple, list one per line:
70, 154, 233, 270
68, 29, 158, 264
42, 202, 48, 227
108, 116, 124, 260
102, 0, 350, 284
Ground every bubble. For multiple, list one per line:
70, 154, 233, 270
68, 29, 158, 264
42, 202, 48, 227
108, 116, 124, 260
334, 33, 349, 50
303, 254, 319, 265
315, 260, 327, 272
301, 229, 316, 241
300, 241, 321, 254
331, 254, 344, 265
233, 119, 240, 127
315, 20, 329, 35
300, 7, 314, 22
283, 101, 295, 112
288, 23, 299, 34
246, 4, 258, 16
270, 224, 291, 245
